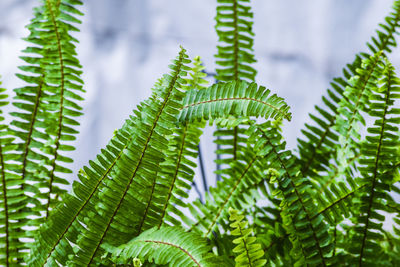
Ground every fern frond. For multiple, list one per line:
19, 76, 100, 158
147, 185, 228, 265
29, 48, 191, 266
28, 117, 136, 266
157, 56, 208, 228
228, 208, 267, 267
251, 123, 335, 266
215, 0, 257, 161
9, 0, 84, 230
215, 0, 256, 82
298, 0, 400, 179
309, 53, 386, 212
334, 52, 384, 171
70, 48, 191, 265
106, 226, 217, 267
342, 58, 400, 265
0, 80, 21, 266
179, 80, 291, 124
1, 0, 83, 263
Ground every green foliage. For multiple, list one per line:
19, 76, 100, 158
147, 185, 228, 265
215, 0, 256, 82
179, 81, 291, 125
228, 208, 267, 266
105, 226, 218, 267
0, 0, 400, 266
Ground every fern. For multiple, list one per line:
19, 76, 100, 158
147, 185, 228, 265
157, 56, 208, 228
0, 0, 84, 263
298, 0, 400, 180
106, 226, 218, 267
228, 208, 267, 267
179, 80, 291, 124
340, 58, 400, 265
1, 0, 400, 266
215, 0, 256, 82
0, 80, 20, 266
251, 123, 335, 266
214, 0, 257, 165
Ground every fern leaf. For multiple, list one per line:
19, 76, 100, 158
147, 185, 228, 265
334, 52, 384, 171
251, 123, 335, 266
228, 208, 267, 267
298, 0, 400, 179
179, 80, 291, 124
29, 48, 191, 266
106, 226, 217, 267
70, 48, 191, 265
342, 58, 400, 265
27, 117, 136, 266
308, 53, 387, 227
8, 0, 84, 245
215, 0, 256, 82
0, 80, 21, 266
156, 56, 208, 228
215, 0, 257, 161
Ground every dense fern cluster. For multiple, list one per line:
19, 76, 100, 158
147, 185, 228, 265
0, 0, 400, 266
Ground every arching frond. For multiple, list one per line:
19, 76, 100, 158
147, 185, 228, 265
298, 0, 400, 179
29, 48, 191, 266
106, 226, 218, 267
179, 80, 292, 124
341, 58, 400, 265
70, 48, 191, 266
156, 56, 208, 228
334, 52, 384, 171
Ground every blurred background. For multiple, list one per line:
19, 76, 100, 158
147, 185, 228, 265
0, 0, 399, 198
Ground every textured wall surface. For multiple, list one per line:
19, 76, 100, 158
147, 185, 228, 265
0, 0, 398, 197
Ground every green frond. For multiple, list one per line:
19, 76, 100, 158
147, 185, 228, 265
306, 53, 388, 227
156, 57, 208, 228
334, 52, 384, 171
214, 0, 257, 161
215, 0, 257, 82
10, 0, 84, 219
228, 208, 267, 267
250, 123, 335, 266
106, 226, 218, 267
27, 117, 136, 266
2, 0, 84, 263
69, 48, 191, 265
341, 58, 400, 265
0, 80, 21, 266
29, 48, 191, 266
179, 80, 292, 125
298, 0, 400, 179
